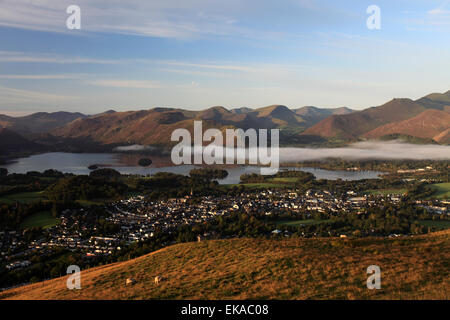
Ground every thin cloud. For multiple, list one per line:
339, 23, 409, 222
0, 0, 245, 39
88, 79, 162, 89
0, 0, 354, 41
404, 2, 450, 29
0, 74, 82, 79
0, 51, 121, 64
163, 61, 258, 72
0, 110, 35, 117
0, 85, 78, 104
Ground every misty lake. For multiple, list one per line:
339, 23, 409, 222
1, 152, 384, 184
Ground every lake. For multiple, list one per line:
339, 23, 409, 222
1, 152, 384, 184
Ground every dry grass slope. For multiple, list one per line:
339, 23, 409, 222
2, 230, 449, 300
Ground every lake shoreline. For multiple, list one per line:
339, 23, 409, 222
0, 152, 387, 184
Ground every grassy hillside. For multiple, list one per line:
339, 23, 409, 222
0, 191, 44, 204
430, 183, 450, 199
20, 211, 60, 229
364, 109, 450, 142
2, 231, 448, 300
302, 98, 428, 140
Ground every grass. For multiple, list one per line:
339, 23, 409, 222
2, 230, 448, 300
75, 199, 109, 207
223, 183, 288, 189
20, 211, 60, 229
0, 191, 45, 204
275, 219, 333, 227
364, 189, 407, 196
429, 183, 450, 200
418, 220, 450, 230
270, 177, 300, 183
224, 177, 298, 189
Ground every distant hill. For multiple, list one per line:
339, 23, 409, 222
2, 230, 448, 300
364, 109, 450, 143
0, 111, 86, 136
231, 107, 253, 114
253, 105, 304, 126
294, 106, 354, 127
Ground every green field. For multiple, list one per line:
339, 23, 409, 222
429, 183, 450, 200
224, 177, 298, 189
275, 219, 333, 227
364, 189, 406, 196
270, 177, 300, 183
224, 183, 289, 189
418, 220, 450, 230
75, 199, 109, 207
0, 191, 45, 204
20, 211, 60, 229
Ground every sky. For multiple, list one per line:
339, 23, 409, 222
0, 0, 450, 115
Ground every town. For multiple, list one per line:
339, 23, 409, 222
1, 185, 448, 285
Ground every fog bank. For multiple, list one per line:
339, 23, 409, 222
279, 141, 450, 162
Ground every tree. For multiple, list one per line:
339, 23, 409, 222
138, 158, 152, 167
89, 168, 121, 178
0, 168, 8, 176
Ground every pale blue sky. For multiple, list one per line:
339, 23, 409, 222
0, 0, 449, 115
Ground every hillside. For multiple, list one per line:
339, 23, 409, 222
416, 90, 450, 110
0, 128, 41, 153
433, 128, 450, 144
252, 105, 304, 126
302, 98, 428, 140
2, 231, 448, 300
52, 105, 306, 145
364, 109, 450, 143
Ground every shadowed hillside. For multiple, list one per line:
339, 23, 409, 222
0, 128, 41, 153
0, 112, 86, 136
416, 90, 450, 110
294, 106, 354, 127
2, 230, 448, 300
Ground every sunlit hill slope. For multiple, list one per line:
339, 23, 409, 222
1, 230, 449, 300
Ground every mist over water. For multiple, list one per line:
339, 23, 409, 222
114, 145, 156, 152
279, 141, 450, 162
117, 141, 450, 162
189, 141, 450, 163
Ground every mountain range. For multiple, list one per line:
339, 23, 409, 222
0, 90, 449, 158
